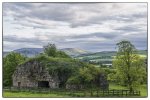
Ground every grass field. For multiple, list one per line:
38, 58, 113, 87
3, 83, 147, 98
109, 83, 147, 97
3, 91, 70, 98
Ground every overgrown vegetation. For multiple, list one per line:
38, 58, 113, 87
28, 55, 89, 88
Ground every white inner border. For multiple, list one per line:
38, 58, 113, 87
0, 0, 149, 100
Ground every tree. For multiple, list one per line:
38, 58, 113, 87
3, 52, 26, 87
43, 43, 57, 57
113, 40, 146, 92
43, 43, 70, 58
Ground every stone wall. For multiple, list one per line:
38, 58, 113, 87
12, 60, 59, 88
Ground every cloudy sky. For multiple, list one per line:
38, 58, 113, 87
3, 3, 147, 52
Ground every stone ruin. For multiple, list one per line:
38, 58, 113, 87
12, 59, 109, 90
12, 60, 59, 88
66, 73, 109, 90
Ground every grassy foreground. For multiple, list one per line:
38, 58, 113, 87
3, 84, 147, 98
3, 91, 70, 98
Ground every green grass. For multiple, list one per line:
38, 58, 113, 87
109, 83, 147, 97
138, 84, 147, 97
139, 55, 147, 58
3, 91, 70, 98
109, 83, 127, 90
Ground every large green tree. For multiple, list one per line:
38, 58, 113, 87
3, 52, 26, 87
113, 40, 146, 92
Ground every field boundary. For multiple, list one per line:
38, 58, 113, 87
3, 88, 141, 97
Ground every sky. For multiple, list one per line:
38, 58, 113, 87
3, 3, 147, 52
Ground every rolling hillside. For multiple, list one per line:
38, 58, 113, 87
3, 47, 147, 64
60, 48, 90, 57
3, 48, 90, 57
13, 48, 43, 57
76, 50, 147, 65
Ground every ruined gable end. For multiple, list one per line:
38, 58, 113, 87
12, 60, 59, 88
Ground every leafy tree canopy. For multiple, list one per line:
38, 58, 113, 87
113, 40, 146, 91
3, 52, 26, 87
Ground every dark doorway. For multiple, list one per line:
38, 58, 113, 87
18, 82, 21, 87
38, 81, 49, 88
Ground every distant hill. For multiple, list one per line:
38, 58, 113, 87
76, 50, 147, 65
137, 50, 147, 55
77, 51, 116, 57
3, 48, 43, 57
3, 48, 90, 57
77, 50, 147, 58
60, 48, 91, 57
3, 47, 147, 59
14, 48, 43, 57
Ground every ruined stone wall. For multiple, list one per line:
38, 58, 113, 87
12, 60, 59, 88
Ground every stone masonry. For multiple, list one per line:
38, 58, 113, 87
12, 60, 59, 88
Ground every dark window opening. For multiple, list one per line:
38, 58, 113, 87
18, 82, 21, 87
38, 81, 49, 88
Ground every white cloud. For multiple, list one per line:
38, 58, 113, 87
3, 3, 147, 51
66, 36, 107, 42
